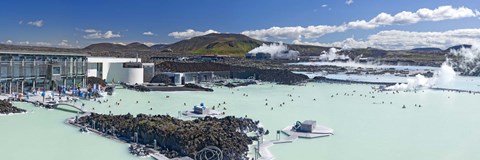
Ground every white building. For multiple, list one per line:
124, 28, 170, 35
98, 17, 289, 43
162, 71, 230, 85
87, 57, 153, 85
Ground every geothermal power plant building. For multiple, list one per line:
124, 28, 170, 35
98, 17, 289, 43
0, 51, 88, 94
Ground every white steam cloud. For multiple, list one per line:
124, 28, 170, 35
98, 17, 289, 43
248, 43, 299, 60
386, 59, 456, 90
319, 48, 349, 61
450, 46, 480, 76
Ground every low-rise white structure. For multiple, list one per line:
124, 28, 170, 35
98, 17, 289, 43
87, 57, 153, 85
161, 71, 230, 85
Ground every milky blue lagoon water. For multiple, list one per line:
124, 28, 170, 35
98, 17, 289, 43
2, 81, 480, 160
291, 62, 440, 71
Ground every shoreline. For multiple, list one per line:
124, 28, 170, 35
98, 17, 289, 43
311, 76, 398, 86
312, 77, 480, 93
68, 113, 264, 160
64, 113, 191, 160
0, 111, 28, 116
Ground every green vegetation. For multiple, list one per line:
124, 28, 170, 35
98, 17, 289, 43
191, 41, 260, 56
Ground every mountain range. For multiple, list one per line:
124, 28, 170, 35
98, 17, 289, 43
0, 33, 472, 62
83, 33, 331, 56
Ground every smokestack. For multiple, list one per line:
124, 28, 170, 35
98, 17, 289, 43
136, 53, 139, 63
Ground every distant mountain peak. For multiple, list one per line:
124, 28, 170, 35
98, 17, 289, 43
447, 44, 472, 51
126, 42, 150, 49
84, 42, 150, 50
411, 47, 442, 51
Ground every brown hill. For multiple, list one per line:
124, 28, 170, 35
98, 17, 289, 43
164, 33, 263, 56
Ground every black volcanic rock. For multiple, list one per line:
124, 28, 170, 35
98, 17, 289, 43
224, 81, 257, 88
149, 74, 173, 84
75, 113, 259, 159
184, 83, 213, 91
87, 77, 107, 87
312, 76, 327, 81
0, 100, 26, 114
156, 61, 231, 72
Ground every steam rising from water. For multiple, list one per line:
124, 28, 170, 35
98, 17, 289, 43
248, 43, 299, 60
386, 59, 456, 91
450, 46, 480, 76
319, 48, 349, 61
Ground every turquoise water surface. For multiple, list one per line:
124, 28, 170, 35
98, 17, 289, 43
1, 82, 480, 160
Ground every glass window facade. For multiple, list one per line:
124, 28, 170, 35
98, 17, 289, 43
0, 52, 88, 93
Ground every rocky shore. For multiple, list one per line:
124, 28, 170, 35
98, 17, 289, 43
311, 76, 397, 86
183, 83, 214, 91
87, 76, 107, 87
224, 81, 257, 88
74, 113, 260, 159
124, 83, 213, 92
0, 100, 26, 114
149, 74, 174, 85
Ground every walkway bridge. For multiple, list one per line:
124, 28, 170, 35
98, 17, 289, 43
55, 103, 87, 113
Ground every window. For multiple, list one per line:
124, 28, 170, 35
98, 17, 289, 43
52, 66, 61, 75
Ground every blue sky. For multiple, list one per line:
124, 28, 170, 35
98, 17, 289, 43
1, 0, 479, 49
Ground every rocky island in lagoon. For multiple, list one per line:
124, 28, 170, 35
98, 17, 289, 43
72, 113, 260, 159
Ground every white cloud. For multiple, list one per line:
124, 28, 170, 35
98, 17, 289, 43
143, 31, 155, 36
34, 42, 52, 46
58, 40, 72, 47
27, 20, 44, 27
143, 42, 155, 46
293, 28, 480, 50
242, 6, 479, 41
168, 29, 219, 39
83, 30, 121, 39
345, 0, 354, 5
6, 40, 13, 44
346, 20, 378, 29
347, 6, 478, 29
242, 25, 347, 40
18, 41, 30, 45
83, 29, 98, 33
18, 21, 23, 25
112, 42, 127, 46
322, 4, 328, 8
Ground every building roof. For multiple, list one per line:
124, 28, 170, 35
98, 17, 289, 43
0, 50, 89, 57
87, 57, 140, 63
